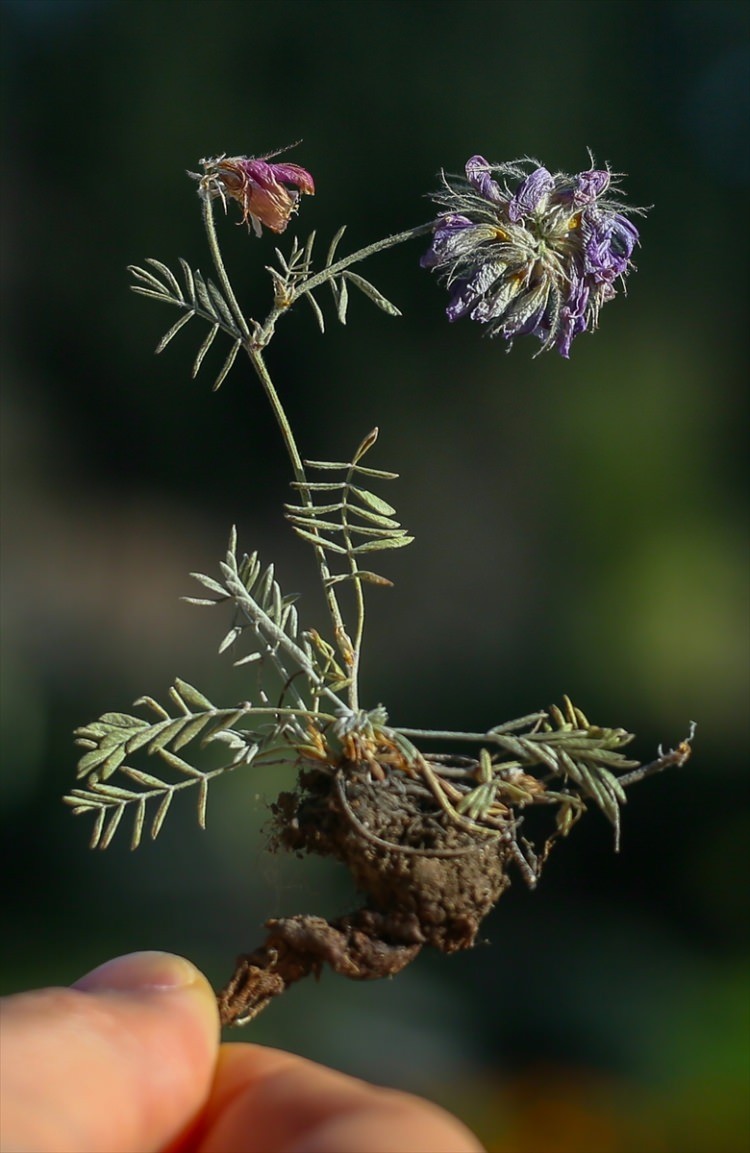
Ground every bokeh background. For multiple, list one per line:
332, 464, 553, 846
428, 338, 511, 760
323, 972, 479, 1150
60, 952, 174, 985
2, 1, 748, 1150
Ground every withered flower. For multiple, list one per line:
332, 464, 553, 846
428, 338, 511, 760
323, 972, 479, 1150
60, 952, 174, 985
422, 155, 643, 357
197, 154, 315, 235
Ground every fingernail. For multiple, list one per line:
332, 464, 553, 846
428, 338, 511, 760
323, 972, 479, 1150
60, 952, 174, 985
73, 950, 202, 993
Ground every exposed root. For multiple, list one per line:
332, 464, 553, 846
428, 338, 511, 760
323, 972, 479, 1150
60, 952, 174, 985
218, 757, 515, 1025
218, 910, 422, 1026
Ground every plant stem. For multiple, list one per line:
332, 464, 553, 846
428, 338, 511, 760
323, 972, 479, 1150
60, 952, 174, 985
244, 346, 305, 479
201, 193, 356, 696
201, 196, 251, 340
289, 221, 434, 303
617, 727, 694, 788
201, 197, 433, 712
339, 457, 367, 711
243, 347, 353, 683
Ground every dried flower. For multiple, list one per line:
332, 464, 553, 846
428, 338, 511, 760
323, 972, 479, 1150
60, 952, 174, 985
421, 155, 643, 357
197, 154, 315, 235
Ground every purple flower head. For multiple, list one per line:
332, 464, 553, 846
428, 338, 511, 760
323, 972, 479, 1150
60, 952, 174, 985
195, 152, 315, 235
422, 154, 645, 357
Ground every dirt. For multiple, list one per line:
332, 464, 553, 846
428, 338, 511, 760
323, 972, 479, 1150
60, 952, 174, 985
216, 758, 518, 1027
214, 711, 694, 1026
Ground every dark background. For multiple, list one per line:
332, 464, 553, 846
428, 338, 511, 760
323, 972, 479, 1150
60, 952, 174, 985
1, 2, 748, 1150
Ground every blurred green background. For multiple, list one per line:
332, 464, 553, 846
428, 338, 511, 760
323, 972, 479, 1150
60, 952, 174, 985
1, 1, 748, 1150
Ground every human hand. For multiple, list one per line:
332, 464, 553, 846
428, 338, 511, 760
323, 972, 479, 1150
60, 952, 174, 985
0, 951, 483, 1153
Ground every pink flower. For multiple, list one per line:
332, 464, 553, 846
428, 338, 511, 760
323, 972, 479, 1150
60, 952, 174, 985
200, 154, 315, 235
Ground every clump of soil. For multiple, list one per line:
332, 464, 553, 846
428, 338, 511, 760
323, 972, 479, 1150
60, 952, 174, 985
217, 758, 520, 1026
216, 716, 694, 1027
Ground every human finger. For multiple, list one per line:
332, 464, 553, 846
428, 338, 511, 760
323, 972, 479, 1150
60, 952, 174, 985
175, 1041, 484, 1153
0, 951, 220, 1153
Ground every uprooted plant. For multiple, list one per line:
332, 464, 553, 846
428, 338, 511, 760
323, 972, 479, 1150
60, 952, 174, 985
64, 147, 693, 1026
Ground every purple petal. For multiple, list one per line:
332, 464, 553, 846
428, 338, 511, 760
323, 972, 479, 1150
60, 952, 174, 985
420, 246, 440, 269
471, 273, 524, 323
501, 281, 550, 337
420, 214, 475, 268
556, 274, 590, 357
237, 159, 315, 196
466, 155, 503, 202
573, 168, 610, 205
583, 209, 639, 281
266, 161, 315, 195
610, 214, 639, 260
508, 167, 554, 222
445, 279, 475, 321
239, 159, 277, 188
446, 262, 502, 320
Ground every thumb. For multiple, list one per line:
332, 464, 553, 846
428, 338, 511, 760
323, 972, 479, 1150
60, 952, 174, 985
1, 951, 220, 1153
